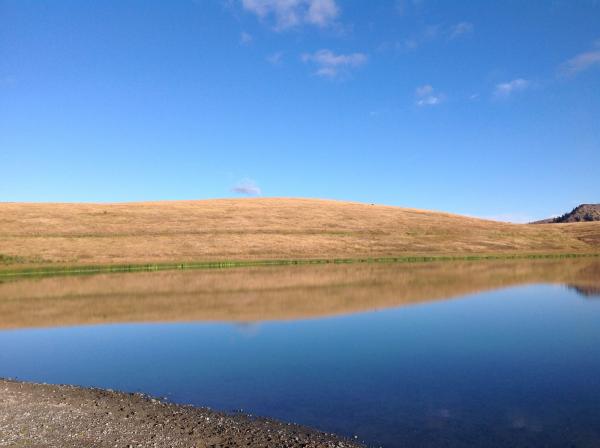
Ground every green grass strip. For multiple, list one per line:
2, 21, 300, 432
0, 252, 599, 280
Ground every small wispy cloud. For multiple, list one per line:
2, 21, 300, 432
400, 38, 420, 51
241, 0, 339, 31
369, 109, 384, 117
0, 76, 15, 88
395, 0, 425, 16
493, 78, 530, 98
402, 24, 439, 51
305, 0, 338, 26
266, 51, 284, 65
478, 213, 533, 224
301, 49, 367, 78
449, 21, 474, 39
415, 84, 445, 106
395, 0, 408, 16
240, 31, 253, 45
231, 178, 262, 196
381, 21, 471, 53
560, 41, 600, 76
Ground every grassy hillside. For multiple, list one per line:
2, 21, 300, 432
0, 198, 599, 271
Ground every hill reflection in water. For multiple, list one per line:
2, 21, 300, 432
1, 257, 599, 329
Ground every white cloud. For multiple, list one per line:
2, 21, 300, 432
266, 51, 284, 65
380, 24, 440, 53
231, 179, 262, 195
395, 0, 425, 16
0, 76, 15, 88
306, 0, 338, 26
415, 84, 433, 97
240, 31, 253, 45
560, 48, 600, 76
478, 213, 533, 224
301, 49, 367, 78
241, 0, 339, 30
415, 84, 444, 106
381, 22, 472, 53
395, 0, 408, 16
449, 21, 473, 39
409, 24, 439, 50
400, 38, 419, 51
493, 78, 530, 98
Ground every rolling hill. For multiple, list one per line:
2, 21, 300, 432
0, 198, 599, 271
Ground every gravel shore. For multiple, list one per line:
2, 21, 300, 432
0, 379, 364, 448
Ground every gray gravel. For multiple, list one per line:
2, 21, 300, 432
0, 379, 365, 448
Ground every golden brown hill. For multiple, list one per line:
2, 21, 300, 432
0, 198, 599, 269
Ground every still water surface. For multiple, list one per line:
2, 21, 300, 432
1, 260, 600, 447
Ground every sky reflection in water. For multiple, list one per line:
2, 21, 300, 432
1, 264, 600, 447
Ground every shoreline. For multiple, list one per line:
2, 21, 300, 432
1, 252, 599, 279
0, 378, 363, 448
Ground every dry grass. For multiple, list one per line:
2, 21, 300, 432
0, 198, 599, 269
1, 258, 599, 329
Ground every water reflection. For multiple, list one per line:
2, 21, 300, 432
1, 259, 600, 447
568, 285, 600, 298
1, 258, 600, 329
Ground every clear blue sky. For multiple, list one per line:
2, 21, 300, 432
1, 0, 599, 221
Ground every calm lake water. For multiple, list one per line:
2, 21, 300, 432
1, 259, 600, 447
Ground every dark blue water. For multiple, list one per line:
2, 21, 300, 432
2, 284, 600, 447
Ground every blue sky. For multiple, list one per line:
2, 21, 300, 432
1, 0, 599, 221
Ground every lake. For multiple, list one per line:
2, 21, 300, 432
1, 258, 600, 447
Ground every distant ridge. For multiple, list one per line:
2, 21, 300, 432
533, 204, 600, 224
